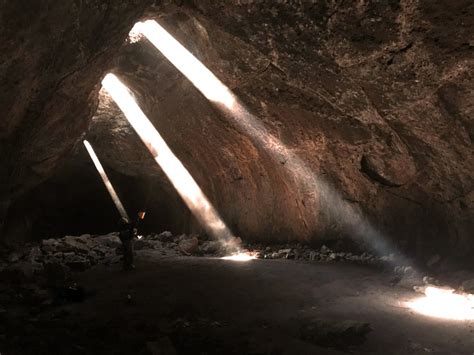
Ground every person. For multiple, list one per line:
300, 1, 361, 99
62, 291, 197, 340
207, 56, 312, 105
118, 211, 146, 271
118, 217, 137, 270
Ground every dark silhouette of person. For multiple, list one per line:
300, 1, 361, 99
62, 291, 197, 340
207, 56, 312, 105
118, 217, 137, 270
118, 211, 146, 270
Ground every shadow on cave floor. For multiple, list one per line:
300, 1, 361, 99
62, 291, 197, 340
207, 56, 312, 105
2, 254, 474, 355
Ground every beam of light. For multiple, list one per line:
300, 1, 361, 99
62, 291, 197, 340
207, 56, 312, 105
83, 140, 129, 220
406, 286, 474, 321
129, 21, 235, 108
221, 252, 257, 262
101, 74, 239, 251
131, 19, 408, 264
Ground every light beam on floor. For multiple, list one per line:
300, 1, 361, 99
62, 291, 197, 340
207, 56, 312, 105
407, 287, 474, 321
130, 20, 407, 263
221, 251, 258, 262
83, 140, 129, 220
101, 74, 238, 250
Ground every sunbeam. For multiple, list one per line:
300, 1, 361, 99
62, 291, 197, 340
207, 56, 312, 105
83, 140, 129, 220
101, 74, 239, 251
130, 19, 406, 262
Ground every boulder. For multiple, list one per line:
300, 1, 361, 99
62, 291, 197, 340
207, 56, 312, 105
179, 237, 199, 255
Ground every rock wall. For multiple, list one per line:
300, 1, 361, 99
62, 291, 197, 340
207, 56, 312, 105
0, 0, 154, 236
1, 1, 473, 260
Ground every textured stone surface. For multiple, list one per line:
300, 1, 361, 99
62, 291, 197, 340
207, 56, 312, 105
1, 1, 473, 260
0, 0, 154, 234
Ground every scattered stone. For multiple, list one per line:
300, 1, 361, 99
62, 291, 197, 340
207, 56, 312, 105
179, 237, 199, 255
309, 251, 318, 261
95, 233, 121, 248
200, 240, 220, 254
8, 252, 21, 263
157, 231, 174, 242
41, 239, 59, 253
396, 273, 424, 290
423, 276, 439, 286
320, 245, 331, 254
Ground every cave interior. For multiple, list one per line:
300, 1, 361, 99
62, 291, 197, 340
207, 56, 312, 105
0, 1, 473, 354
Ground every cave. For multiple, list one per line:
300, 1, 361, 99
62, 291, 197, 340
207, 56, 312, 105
1, 1, 473, 354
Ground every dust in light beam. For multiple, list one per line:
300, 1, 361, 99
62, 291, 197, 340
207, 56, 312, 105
101, 74, 238, 250
129, 20, 235, 109
83, 140, 129, 220
129, 19, 406, 262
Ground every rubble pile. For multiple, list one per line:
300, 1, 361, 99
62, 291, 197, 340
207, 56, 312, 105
0, 231, 413, 283
251, 243, 397, 265
0, 231, 212, 280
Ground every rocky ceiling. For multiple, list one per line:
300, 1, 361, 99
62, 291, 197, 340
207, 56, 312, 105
0, 1, 473, 261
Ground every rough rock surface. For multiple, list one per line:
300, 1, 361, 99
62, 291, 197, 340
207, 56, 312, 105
1, 1, 473, 261
0, 1, 155, 236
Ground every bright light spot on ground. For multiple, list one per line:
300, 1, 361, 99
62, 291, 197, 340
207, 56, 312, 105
83, 140, 129, 220
221, 252, 257, 262
130, 20, 235, 108
137, 235, 143, 240
101, 74, 237, 248
407, 286, 474, 321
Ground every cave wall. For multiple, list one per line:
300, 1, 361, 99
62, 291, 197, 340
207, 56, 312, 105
1, 1, 473, 260
0, 0, 154, 236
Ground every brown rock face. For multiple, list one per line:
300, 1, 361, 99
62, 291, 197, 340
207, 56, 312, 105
0, 0, 153, 234
1, 1, 473, 260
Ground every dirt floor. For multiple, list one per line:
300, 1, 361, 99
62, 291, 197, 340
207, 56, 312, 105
2, 253, 474, 354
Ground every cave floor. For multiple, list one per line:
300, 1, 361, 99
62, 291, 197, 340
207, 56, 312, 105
4, 255, 474, 354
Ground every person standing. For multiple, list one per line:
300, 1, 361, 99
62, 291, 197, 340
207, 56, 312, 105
118, 217, 136, 270
118, 211, 146, 270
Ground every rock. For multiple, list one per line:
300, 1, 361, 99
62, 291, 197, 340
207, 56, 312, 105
360, 153, 415, 187
41, 239, 59, 253
394, 266, 415, 275
57, 236, 91, 254
301, 319, 372, 349
200, 240, 220, 254
320, 245, 331, 254
423, 276, 439, 286
379, 254, 395, 263
179, 237, 199, 255
134, 239, 148, 250
157, 231, 174, 242
27, 246, 42, 262
63, 254, 90, 272
95, 233, 121, 248
277, 248, 292, 258
7, 252, 21, 263
396, 273, 424, 290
